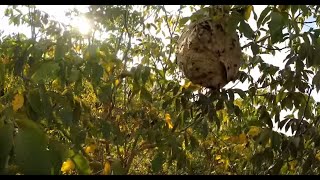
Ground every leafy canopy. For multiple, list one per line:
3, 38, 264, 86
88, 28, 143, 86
1, 5, 320, 175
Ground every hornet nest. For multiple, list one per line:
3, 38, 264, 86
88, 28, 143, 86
176, 13, 242, 90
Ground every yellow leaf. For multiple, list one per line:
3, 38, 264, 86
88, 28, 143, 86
234, 144, 245, 152
183, 81, 201, 91
61, 159, 75, 174
75, 45, 81, 52
248, 126, 261, 137
234, 99, 242, 107
186, 128, 193, 134
316, 152, 320, 161
215, 155, 221, 161
12, 94, 24, 112
229, 136, 238, 143
84, 51, 90, 60
115, 79, 120, 87
102, 161, 111, 175
222, 135, 230, 141
238, 133, 247, 144
52, 78, 62, 89
183, 81, 191, 89
289, 160, 297, 171
165, 113, 173, 129
2, 57, 10, 64
189, 84, 201, 91
165, 113, 171, 121
106, 65, 112, 73
244, 5, 253, 21
99, 50, 106, 57
224, 159, 230, 171
47, 47, 55, 57
85, 144, 97, 154
167, 122, 173, 129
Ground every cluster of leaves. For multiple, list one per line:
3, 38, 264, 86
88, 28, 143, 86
1, 5, 320, 175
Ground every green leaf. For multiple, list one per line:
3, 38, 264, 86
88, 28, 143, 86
0, 63, 4, 87
256, 128, 271, 147
208, 104, 214, 122
302, 153, 313, 174
141, 66, 150, 84
83, 62, 103, 85
216, 99, 224, 110
271, 131, 281, 150
260, 108, 273, 128
14, 118, 51, 175
298, 43, 308, 61
72, 101, 81, 124
312, 70, 320, 92
239, 20, 254, 39
31, 61, 60, 83
233, 88, 246, 99
162, 98, 174, 109
101, 121, 112, 139
270, 159, 284, 175
200, 120, 209, 138
68, 68, 80, 83
251, 43, 260, 55
112, 159, 126, 175
179, 17, 190, 27
309, 46, 320, 67
257, 6, 271, 28
57, 107, 73, 126
226, 11, 242, 34
291, 5, 298, 16
189, 135, 199, 150
97, 84, 112, 103
177, 152, 187, 170
0, 123, 14, 171
151, 153, 165, 173
54, 38, 65, 61
140, 87, 152, 103
48, 140, 67, 175
70, 125, 86, 147
73, 154, 91, 175
175, 98, 181, 112
269, 12, 285, 44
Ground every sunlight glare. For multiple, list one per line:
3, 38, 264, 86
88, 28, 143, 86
71, 16, 92, 35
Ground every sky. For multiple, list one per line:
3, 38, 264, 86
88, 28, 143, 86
0, 5, 318, 135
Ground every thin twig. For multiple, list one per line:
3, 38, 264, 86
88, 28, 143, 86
241, 35, 271, 50
177, 116, 203, 134
229, 80, 241, 89
259, 45, 289, 51
296, 20, 316, 24
124, 133, 140, 174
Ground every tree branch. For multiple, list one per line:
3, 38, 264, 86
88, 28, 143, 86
295, 86, 313, 136
296, 20, 316, 24
259, 45, 289, 51
241, 35, 271, 50
124, 133, 140, 174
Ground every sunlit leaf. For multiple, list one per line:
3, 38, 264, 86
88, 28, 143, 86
14, 118, 51, 175
244, 5, 253, 21
31, 61, 60, 83
73, 154, 91, 175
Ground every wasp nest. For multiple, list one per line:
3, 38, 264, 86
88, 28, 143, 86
176, 17, 242, 89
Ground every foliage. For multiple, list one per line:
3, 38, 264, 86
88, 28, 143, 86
1, 5, 320, 175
